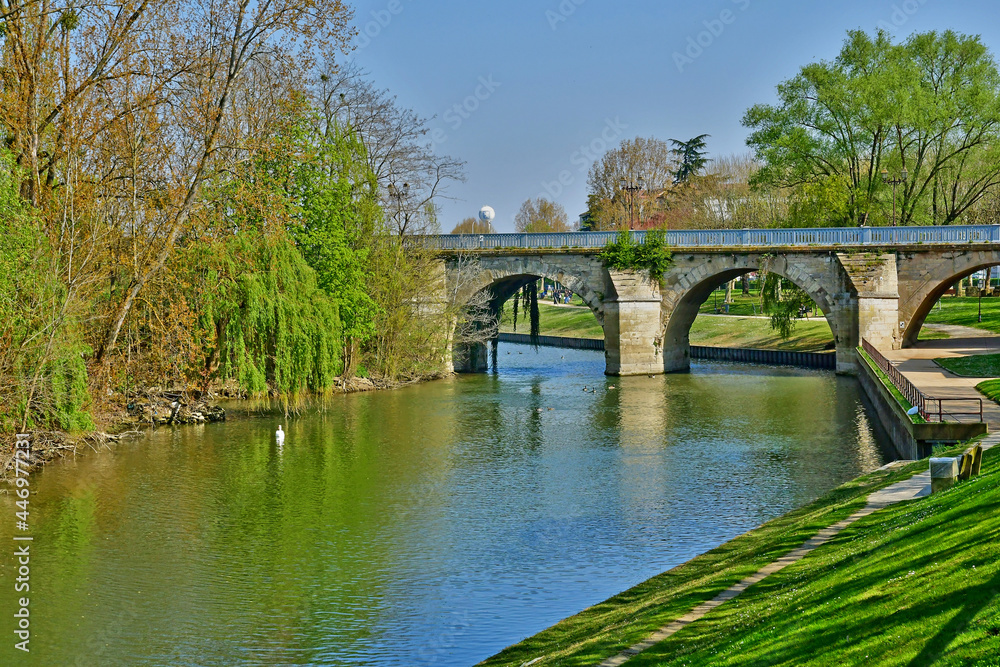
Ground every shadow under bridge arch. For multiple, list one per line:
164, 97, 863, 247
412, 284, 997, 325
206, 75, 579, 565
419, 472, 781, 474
659, 253, 842, 373
448, 255, 607, 373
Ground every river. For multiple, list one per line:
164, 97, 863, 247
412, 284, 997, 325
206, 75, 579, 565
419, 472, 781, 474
0, 343, 888, 666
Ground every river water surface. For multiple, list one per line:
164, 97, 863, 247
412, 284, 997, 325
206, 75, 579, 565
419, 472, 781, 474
0, 344, 888, 666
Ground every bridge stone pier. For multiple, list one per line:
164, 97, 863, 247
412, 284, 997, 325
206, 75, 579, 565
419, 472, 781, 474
433, 225, 1000, 376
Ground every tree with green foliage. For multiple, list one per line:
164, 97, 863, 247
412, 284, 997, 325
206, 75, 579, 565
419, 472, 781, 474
745, 29, 1000, 227
291, 123, 384, 379
671, 134, 711, 184
758, 271, 818, 340
0, 151, 93, 432
185, 231, 342, 396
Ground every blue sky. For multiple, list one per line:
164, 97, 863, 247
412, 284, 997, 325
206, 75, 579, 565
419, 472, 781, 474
344, 0, 1000, 232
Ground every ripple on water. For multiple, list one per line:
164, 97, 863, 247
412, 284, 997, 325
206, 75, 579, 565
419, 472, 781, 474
0, 343, 888, 666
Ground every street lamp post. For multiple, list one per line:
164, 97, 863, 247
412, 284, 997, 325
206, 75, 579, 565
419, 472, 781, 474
979, 277, 985, 323
619, 175, 645, 230
881, 168, 908, 227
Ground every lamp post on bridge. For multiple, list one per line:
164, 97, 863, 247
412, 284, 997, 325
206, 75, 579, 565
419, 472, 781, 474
881, 168, 908, 227
619, 175, 645, 230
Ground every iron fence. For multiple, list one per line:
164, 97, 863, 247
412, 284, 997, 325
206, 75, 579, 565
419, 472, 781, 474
422, 224, 1000, 251
860, 339, 984, 423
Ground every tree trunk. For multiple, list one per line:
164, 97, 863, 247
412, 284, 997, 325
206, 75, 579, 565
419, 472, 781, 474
957, 277, 966, 297
741, 274, 750, 295
986, 266, 994, 295
724, 279, 735, 304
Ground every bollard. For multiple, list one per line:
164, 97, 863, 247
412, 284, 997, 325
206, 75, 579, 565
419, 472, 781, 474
970, 444, 984, 477
930, 457, 960, 493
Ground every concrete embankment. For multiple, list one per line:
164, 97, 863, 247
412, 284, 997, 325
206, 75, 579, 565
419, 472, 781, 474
497, 333, 835, 370
855, 349, 988, 460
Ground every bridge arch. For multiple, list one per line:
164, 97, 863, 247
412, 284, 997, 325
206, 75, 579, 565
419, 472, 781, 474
899, 249, 1000, 347
447, 255, 608, 372
660, 253, 843, 372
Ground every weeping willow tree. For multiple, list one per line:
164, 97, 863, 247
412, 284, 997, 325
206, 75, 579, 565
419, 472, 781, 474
528, 282, 540, 350
292, 122, 382, 379
509, 282, 540, 349
179, 120, 345, 397
760, 273, 816, 339
185, 232, 342, 396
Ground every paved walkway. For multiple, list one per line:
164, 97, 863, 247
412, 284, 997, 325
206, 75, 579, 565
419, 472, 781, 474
596, 434, 1000, 666
883, 335, 1000, 429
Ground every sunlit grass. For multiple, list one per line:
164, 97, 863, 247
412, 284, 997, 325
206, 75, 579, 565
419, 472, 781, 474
978, 379, 1000, 407
479, 447, 986, 667
924, 296, 1000, 334
630, 447, 1000, 667
689, 316, 833, 352
935, 354, 1000, 378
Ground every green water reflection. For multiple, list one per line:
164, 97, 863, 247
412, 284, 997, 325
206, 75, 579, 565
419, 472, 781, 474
0, 344, 887, 665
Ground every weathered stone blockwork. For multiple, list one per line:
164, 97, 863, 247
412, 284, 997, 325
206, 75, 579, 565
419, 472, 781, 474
438, 244, 1000, 376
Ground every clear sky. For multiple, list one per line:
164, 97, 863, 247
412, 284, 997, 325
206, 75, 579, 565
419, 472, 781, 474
343, 0, 1000, 233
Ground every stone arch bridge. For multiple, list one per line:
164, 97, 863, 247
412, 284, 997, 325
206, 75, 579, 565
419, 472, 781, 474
428, 225, 1000, 376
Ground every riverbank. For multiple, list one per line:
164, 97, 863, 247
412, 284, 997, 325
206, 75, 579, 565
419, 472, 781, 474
1, 372, 449, 481
1, 343, 889, 665
502, 300, 836, 352
504, 295, 1000, 354
480, 440, 999, 666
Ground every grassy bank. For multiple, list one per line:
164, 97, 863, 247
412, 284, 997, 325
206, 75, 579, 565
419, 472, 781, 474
502, 302, 604, 339
689, 316, 832, 352
500, 295, 997, 353
480, 444, 999, 666
504, 301, 836, 352
857, 348, 926, 423
924, 296, 1000, 334
978, 380, 1000, 406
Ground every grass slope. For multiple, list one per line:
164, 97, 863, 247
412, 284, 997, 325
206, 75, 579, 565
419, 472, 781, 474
978, 379, 1000, 407
924, 296, 1000, 335
632, 447, 1000, 666
936, 354, 1000, 378
500, 303, 604, 339
478, 452, 974, 667
689, 317, 833, 352
504, 301, 836, 352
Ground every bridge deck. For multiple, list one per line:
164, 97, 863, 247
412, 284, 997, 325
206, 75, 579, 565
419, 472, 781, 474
424, 224, 1000, 252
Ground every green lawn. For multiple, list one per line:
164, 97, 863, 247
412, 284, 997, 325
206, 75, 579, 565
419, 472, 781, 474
924, 296, 1000, 334
698, 292, 768, 317
480, 444, 997, 667
689, 316, 833, 352
978, 379, 1000, 406
918, 326, 951, 341
935, 354, 1000, 378
627, 446, 1000, 667
505, 301, 835, 352
501, 302, 604, 339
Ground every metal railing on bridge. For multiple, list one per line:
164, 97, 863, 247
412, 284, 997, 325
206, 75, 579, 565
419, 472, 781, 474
861, 339, 984, 424
422, 224, 1000, 251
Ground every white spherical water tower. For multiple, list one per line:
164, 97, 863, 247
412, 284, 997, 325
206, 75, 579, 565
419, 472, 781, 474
479, 206, 495, 227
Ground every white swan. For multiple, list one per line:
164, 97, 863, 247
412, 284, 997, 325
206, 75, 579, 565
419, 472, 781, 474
276, 425, 285, 446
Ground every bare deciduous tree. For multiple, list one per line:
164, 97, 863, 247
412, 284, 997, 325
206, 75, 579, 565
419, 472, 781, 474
312, 62, 465, 234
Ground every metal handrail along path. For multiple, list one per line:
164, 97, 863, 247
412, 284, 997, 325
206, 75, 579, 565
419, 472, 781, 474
861, 339, 984, 423
423, 224, 1000, 251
